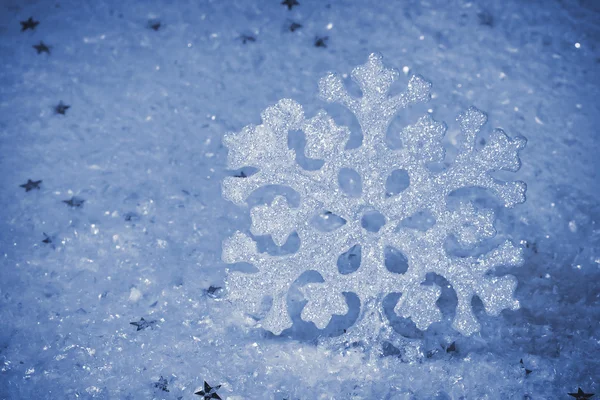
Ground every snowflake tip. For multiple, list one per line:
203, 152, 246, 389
401, 114, 445, 162
512, 133, 527, 150
450, 202, 496, 247
395, 284, 442, 331
259, 293, 293, 334
477, 275, 520, 316
479, 128, 527, 173
301, 282, 349, 329
352, 52, 400, 97
318, 72, 346, 103
222, 231, 257, 264
456, 106, 487, 153
457, 106, 488, 132
471, 240, 524, 275
303, 111, 350, 159
261, 98, 304, 132
502, 181, 527, 208
452, 311, 481, 336
406, 74, 432, 103
367, 51, 384, 64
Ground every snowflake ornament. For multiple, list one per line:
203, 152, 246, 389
222, 53, 526, 339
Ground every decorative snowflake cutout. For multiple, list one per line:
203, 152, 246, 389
222, 53, 526, 338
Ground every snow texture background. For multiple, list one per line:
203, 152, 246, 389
0, 0, 598, 399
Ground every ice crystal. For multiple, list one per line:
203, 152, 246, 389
222, 53, 526, 339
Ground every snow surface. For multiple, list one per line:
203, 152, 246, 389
0, 0, 598, 399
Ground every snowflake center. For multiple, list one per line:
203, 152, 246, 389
360, 209, 386, 233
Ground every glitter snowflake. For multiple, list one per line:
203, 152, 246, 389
221, 53, 526, 339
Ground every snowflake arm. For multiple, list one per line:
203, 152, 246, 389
223, 99, 303, 171
447, 244, 522, 336
222, 231, 301, 334
438, 240, 524, 335
319, 53, 432, 133
439, 107, 527, 207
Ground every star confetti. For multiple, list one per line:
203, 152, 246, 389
20, 179, 42, 192
568, 388, 594, 399
194, 381, 222, 399
130, 317, 157, 331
